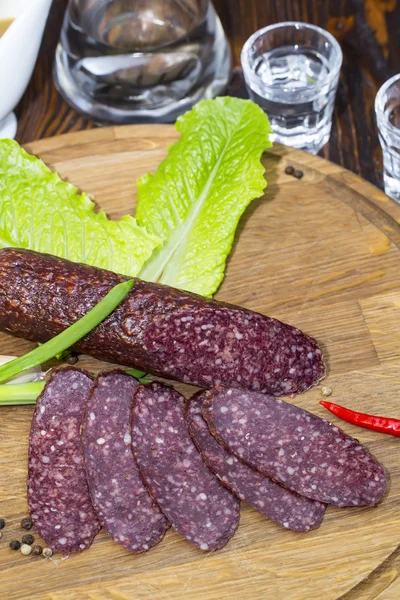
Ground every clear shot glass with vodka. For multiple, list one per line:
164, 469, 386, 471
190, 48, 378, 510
375, 73, 400, 203
241, 22, 343, 154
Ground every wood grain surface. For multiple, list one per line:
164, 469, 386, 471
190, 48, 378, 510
13, 0, 400, 191
0, 126, 400, 599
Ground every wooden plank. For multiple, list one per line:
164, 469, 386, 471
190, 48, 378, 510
359, 291, 400, 363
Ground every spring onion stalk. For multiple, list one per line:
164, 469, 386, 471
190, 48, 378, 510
125, 369, 152, 383
0, 370, 151, 406
0, 370, 152, 405
125, 368, 147, 379
0, 382, 45, 405
0, 279, 134, 385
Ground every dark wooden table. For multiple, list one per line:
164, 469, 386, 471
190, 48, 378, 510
15, 0, 400, 190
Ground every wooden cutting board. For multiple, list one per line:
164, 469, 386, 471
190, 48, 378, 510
1, 126, 400, 600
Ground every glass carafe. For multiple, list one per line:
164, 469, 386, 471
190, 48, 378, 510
54, 0, 231, 123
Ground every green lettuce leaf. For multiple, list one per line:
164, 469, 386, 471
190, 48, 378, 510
0, 139, 161, 276
136, 97, 272, 296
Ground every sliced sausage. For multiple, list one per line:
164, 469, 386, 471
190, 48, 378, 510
28, 368, 100, 553
187, 392, 325, 532
82, 371, 169, 553
202, 387, 387, 507
0, 248, 325, 396
131, 383, 239, 551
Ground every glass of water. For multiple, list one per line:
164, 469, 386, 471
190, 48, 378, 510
54, 0, 231, 124
241, 22, 342, 154
375, 74, 400, 203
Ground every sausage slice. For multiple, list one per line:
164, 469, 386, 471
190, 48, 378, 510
187, 391, 326, 531
202, 387, 387, 507
28, 368, 100, 553
82, 371, 169, 553
132, 383, 239, 551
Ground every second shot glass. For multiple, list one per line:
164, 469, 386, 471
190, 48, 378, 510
241, 22, 343, 154
375, 73, 400, 203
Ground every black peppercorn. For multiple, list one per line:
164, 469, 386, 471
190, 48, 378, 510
22, 534, 34, 545
293, 169, 304, 179
21, 517, 33, 530
65, 354, 79, 365
9, 540, 21, 550
0, 519, 5, 529
285, 165, 295, 175
32, 545, 43, 556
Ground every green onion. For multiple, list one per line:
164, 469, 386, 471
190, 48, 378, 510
125, 369, 152, 383
0, 279, 134, 384
0, 370, 151, 406
125, 368, 147, 379
0, 382, 45, 405
136, 377, 152, 384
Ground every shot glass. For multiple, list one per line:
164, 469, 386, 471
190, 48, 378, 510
375, 74, 400, 203
241, 22, 343, 154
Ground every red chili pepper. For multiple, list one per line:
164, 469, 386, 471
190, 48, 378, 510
320, 401, 400, 437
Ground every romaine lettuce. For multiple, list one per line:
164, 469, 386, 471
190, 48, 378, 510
136, 97, 272, 296
0, 139, 161, 276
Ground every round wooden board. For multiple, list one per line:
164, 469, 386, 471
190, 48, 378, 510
1, 126, 400, 600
